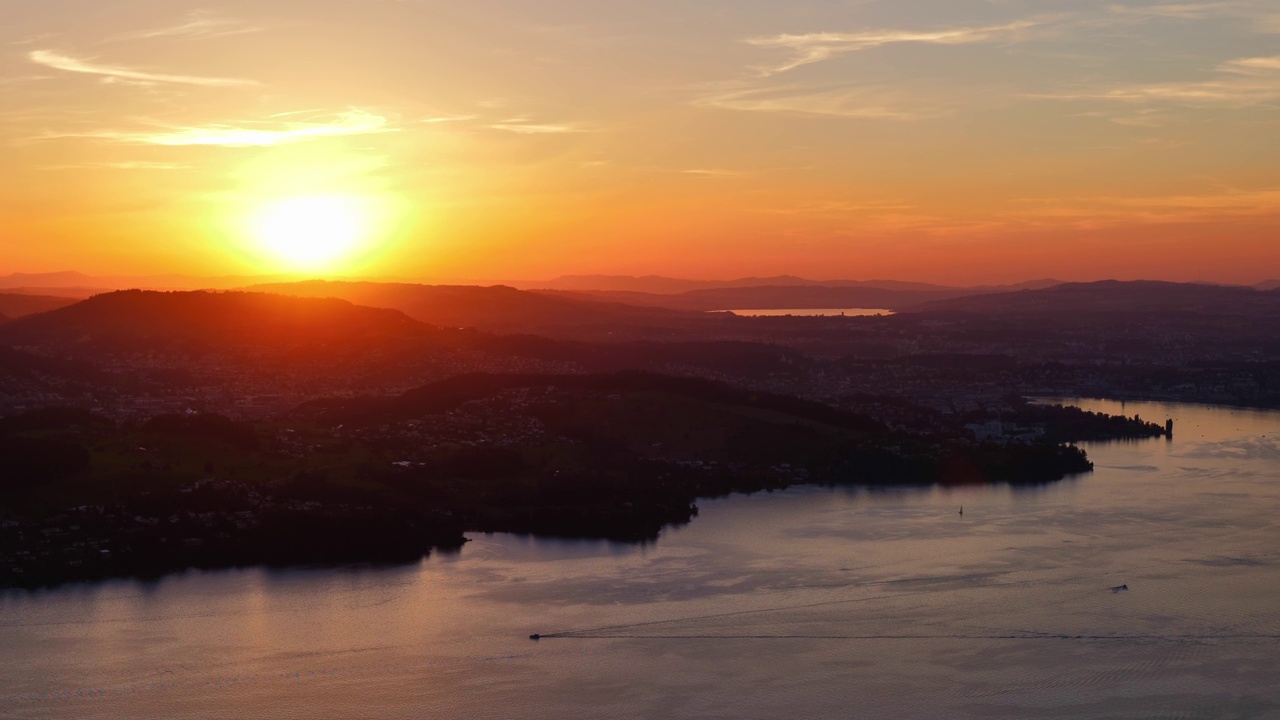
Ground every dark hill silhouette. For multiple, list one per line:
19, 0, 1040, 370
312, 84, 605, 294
0, 288, 823, 386
0, 346, 106, 396
0, 287, 107, 299
297, 371, 887, 434
905, 280, 1280, 317
247, 280, 701, 337
1, 346, 55, 378
0, 290, 431, 351
0, 293, 79, 318
544, 285, 955, 311
535, 279, 1066, 312
521, 274, 1063, 295
0, 271, 97, 288
887, 281, 1280, 361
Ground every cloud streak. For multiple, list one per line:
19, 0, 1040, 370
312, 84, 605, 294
42, 161, 191, 170
1008, 186, 1280, 228
114, 11, 262, 41
488, 118, 592, 134
693, 81, 935, 120
1037, 54, 1280, 105
1106, 2, 1242, 20
42, 110, 392, 147
745, 21, 1039, 75
29, 50, 258, 87
682, 168, 746, 177
696, 19, 1039, 119
422, 114, 478, 124
1220, 55, 1280, 73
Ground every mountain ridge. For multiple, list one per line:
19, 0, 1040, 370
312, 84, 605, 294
903, 279, 1280, 316
513, 274, 1066, 295
0, 290, 432, 351
246, 280, 706, 338
0, 293, 79, 318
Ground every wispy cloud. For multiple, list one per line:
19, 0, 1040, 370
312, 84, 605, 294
682, 168, 746, 177
1219, 55, 1280, 73
42, 161, 191, 170
1036, 54, 1280, 105
422, 114, 478, 124
103, 161, 191, 169
745, 21, 1039, 76
694, 81, 932, 120
1106, 2, 1242, 20
1009, 186, 1280, 227
40, 110, 392, 147
1111, 186, 1280, 213
693, 19, 1038, 119
488, 117, 592, 134
29, 50, 258, 87
113, 11, 262, 41
0, 75, 52, 87
1101, 1, 1280, 33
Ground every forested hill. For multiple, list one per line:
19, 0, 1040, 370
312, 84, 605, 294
904, 280, 1280, 318
295, 370, 888, 434
0, 293, 78, 319
248, 280, 703, 338
0, 290, 432, 351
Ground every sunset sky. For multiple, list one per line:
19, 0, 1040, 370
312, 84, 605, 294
3, 0, 1279, 284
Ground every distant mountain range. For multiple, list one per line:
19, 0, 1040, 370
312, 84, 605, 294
3, 270, 1060, 296
4, 280, 1280, 387
246, 280, 705, 338
538, 285, 970, 312
515, 274, 1065, 295
7, 270, 1278, 305
888, 280, 1280, 360
904, 280, 1280, 317
0, 293, 79, 319
0, 289, 815, 381
4, 279, 1280, 359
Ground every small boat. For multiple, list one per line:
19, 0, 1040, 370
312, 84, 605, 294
529, 634, 541, 640
1109, 584, 1128, 593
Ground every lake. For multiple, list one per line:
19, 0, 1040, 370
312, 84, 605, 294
2, 398, 1278, 718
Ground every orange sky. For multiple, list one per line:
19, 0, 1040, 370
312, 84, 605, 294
3, 1, 1279, 285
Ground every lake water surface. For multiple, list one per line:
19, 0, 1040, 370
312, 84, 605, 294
2, 398, 1279, 718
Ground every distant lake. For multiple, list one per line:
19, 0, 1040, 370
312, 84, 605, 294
714, 307, 894, 317
3, 398, 1278, 718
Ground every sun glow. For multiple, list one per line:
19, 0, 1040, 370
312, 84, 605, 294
251, 195, 373, 271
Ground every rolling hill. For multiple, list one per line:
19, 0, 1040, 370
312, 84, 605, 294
0, 293, 79, 318
533, 279, 1066, 313
544, 285, 958, 312
247, 280, 706, 338
0, 290, 432, 351
887, 280, 1280, 361
518, 274, 1063, 295
904, 280, 1280, 317
299, 370, 883, 432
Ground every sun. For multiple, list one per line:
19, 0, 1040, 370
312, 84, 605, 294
251, 195, 371, 272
